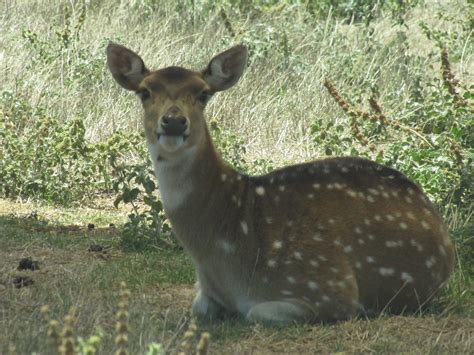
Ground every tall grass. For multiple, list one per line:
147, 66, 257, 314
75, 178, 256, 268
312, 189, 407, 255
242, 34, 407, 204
2, 0, 471, 159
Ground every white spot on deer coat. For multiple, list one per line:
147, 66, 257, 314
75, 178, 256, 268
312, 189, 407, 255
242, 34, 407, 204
310, 260, 319, 267
368, 188, 379, 196
347, 189, 357, 198
379, 267, 395, 276
421, 220, 431, 230
425, 256, 436, 268
423, 208, 433, 216
343, 245, 353, 253
240, 221, 248, 235
273, 240, 282, 249
313, 234, 323, 242
406, 211, 415, 220
287, 276, 296, 284
293, 251, 303, 260
217, 240, 236, 254
256, 186, 265, 196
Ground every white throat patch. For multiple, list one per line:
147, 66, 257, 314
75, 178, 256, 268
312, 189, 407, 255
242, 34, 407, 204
147, 142, 196, 212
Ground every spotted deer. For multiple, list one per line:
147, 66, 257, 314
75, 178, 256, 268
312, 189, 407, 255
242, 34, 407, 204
106, 43, 454, 324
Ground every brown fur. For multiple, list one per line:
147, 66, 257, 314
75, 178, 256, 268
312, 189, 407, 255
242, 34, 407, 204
106, 42, 455, 323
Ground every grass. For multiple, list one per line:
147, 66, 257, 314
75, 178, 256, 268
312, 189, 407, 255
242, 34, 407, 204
1, 199, 473, 353
1, 0, 473, 353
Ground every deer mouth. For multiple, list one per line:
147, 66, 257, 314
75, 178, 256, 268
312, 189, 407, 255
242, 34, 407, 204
157, 133, 189, 152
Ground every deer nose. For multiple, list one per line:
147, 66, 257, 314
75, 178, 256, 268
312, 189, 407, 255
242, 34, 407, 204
161, 115, 188, 135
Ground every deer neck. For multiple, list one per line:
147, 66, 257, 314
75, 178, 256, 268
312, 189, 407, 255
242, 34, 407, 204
148, 128, 241, 253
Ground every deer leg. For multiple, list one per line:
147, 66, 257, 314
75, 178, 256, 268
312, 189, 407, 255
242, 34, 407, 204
245, 300, 316, 324
191, 290, 226, 320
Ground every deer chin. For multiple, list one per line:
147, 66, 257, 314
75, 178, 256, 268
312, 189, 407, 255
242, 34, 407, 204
157, 134, 187, 153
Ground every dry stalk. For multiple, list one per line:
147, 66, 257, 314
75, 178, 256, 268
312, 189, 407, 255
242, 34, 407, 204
440, 47, 468, 108
219, 9, 235, 37
178, 318, 198, 355
324, 78, 434, 150
196, 332, 210, 355
58, 308, 77, 355
323, 79, 373, 151
115, 282, 131, 355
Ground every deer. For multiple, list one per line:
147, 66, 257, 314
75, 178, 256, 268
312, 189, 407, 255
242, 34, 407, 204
106, 43, 455, 324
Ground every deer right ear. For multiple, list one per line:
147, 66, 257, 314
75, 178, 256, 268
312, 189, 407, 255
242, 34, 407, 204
106, 43, 149, 91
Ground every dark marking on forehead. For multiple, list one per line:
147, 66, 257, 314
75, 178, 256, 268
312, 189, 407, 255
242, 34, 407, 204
159, 66, 196, 82
144, 66, 209, 98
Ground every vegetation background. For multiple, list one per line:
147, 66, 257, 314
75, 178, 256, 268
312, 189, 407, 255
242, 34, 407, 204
0, 0, 473, 353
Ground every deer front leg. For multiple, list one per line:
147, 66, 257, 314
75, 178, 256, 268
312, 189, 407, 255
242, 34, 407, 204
192, 289, 226, 320
245, 300, 316, 324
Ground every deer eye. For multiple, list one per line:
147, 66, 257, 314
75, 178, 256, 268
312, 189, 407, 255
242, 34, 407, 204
196, 91, 212, 105
136, 88, 151, 101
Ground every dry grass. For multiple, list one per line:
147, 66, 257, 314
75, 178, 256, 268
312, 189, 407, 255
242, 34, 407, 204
1, 0, 472, 166
1, 198, 473, 353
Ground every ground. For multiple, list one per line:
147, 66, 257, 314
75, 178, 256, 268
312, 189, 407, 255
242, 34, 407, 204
0, 199, 472, 354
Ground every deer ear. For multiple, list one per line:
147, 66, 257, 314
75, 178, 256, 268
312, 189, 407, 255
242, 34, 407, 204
202, 45, 247, 92
106, 42, 149, 91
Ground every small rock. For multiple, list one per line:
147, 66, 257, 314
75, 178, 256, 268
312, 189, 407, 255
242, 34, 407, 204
13, 276, 34, 288
18, 258, 40, 271
88, 244, 104, 252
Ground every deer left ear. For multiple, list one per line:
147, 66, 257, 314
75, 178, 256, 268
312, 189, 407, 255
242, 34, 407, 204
202, 45, 247, 92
